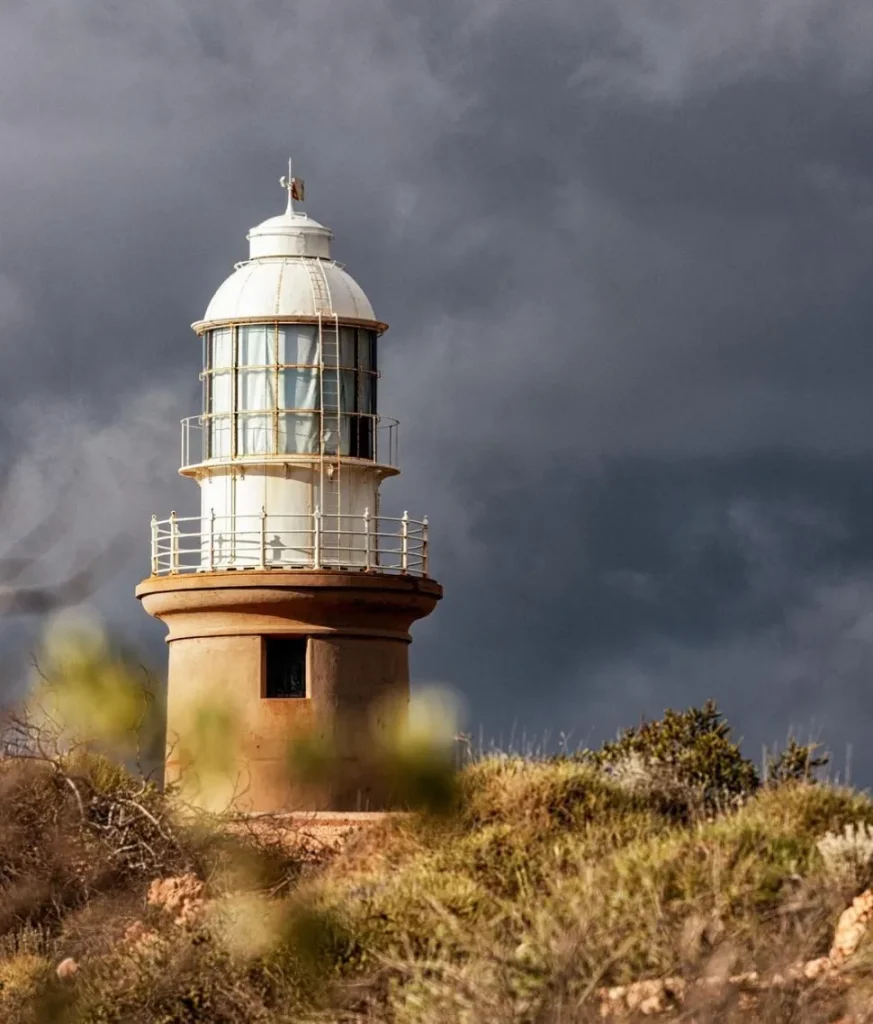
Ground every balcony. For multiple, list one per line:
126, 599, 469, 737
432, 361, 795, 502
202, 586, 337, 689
149, 510, 429, 578
179, 414, 399, 472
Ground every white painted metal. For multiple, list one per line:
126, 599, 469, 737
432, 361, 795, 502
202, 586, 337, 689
200, 258, 374, 324
249, 211, 332, 260
150, 513, 429, 577
149, 166, 431, 579
196, 200, 375, 325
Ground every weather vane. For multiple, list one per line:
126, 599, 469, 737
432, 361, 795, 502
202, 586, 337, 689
280, 158, 305, 212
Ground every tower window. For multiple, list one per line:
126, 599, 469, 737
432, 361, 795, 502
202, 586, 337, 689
264, 637, 307, 698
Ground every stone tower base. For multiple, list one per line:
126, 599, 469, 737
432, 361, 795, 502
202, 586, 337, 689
136, 571, 442, 813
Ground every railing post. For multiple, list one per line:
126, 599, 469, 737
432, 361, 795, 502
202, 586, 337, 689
208, 508, 216, 571
401, 510, 409, 574
169, 510, 179, 575
422, 516, 429, 578
313, 505, 322, 569
259, 506, 267, 569
150, 515, 159, 576
363, 507, 371, 570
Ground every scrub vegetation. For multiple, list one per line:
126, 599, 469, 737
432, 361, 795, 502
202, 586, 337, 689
1, 616, 872, 1022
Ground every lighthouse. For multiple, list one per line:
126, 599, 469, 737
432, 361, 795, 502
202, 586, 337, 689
136, 165, 442, 813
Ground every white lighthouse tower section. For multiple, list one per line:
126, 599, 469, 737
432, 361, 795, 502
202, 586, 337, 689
179, 174, 408, 573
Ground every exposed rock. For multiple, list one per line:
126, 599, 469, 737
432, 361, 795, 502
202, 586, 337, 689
600, 978, 685, 1017
599, 889, 873, 1018
831, 890, 873, 964
804, 956, 832, 981
56, 957, 79, 981
147, 874, 209, 927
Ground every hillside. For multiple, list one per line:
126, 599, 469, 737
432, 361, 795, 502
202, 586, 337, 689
0, 687, 872, 1022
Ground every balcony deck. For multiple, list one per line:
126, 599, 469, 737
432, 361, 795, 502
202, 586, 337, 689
149, 511, 429, 578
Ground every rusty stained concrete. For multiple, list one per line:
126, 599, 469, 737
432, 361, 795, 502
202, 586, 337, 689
136, 570, 442, 813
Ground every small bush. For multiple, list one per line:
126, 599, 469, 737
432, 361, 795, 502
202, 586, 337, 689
766, 737, 830, 785
817, 822, 873, 884
580, 700, 760, 815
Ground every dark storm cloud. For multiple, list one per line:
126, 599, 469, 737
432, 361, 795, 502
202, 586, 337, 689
3, 1, 873, 775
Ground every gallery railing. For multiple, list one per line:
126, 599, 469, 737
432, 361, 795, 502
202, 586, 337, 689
180, 414, 399, 469
149, 510, 429, 578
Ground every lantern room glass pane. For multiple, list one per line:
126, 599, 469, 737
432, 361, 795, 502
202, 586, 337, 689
340, 370, 356, 412
209, 415, 232, 459
210, 371, 232, 414
238, 369, 274, 411
239, 325, 275, 367
211, 329, 233, 370
358, 331, 376, 372
279, 325, 319, 366
238, 413, 272, 455
278, 413, 319, 454
238, 361, 274, 455
360, 373, 376, 415
349, 416, 374, 459
339, 326, 356, 368
279, 368, 319, 410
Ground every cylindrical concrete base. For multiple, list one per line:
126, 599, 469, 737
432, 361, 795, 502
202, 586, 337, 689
136, 571, 441, 813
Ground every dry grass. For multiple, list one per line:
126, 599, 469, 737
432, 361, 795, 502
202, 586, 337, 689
1, 741, 873, 1021
2, 621, 873, 1022
300, 762, 873, 1023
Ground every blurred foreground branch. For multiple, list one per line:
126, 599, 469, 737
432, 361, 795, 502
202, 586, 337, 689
0, 703, 185, 881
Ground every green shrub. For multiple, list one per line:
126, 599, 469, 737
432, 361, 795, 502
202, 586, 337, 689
579, 700, 760, 814
766, 737, 830, 785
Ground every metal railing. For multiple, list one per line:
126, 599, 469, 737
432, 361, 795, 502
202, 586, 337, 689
180, 414, 399, 470
149, 509, 429, 578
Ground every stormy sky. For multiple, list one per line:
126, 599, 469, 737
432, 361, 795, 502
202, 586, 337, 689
3, 0, 873, 777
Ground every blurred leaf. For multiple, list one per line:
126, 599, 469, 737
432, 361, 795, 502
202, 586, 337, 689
172, 695, 246, 813
29, 609, 148, 757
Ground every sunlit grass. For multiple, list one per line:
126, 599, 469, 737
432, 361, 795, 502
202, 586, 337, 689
0, 616, 871, 1022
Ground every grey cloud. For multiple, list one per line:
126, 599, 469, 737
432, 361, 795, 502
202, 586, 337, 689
0, 389, 185, 588
566, 0, 873, 101
577, 568, 873, 782
2, 1, 873, 779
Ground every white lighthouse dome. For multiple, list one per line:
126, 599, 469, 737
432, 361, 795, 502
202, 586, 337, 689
195, 200, 378, 329
200, 260, 376, 325
248, 210, 333, 260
